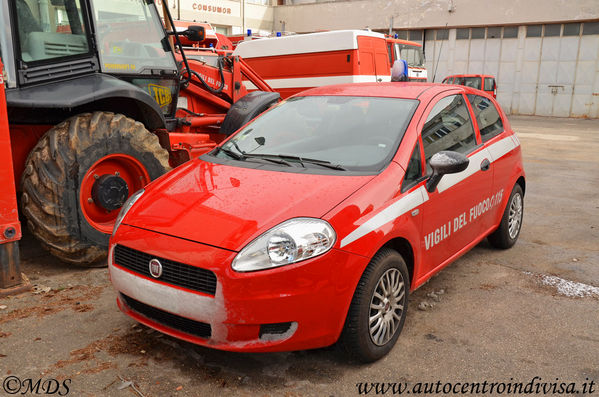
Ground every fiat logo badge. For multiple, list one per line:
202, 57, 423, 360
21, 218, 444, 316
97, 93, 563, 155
149, 259, 163, 278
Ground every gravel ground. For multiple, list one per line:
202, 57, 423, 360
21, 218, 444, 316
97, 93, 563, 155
1, 115, 598, 397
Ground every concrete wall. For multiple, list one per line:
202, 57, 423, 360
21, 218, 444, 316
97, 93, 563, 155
273, 0, 599, 33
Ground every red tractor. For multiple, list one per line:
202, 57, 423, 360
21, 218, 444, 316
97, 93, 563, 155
0, 0, 278, 269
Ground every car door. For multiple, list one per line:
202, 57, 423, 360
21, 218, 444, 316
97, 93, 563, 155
467, 93, 517, 228
417, 93, 493, 280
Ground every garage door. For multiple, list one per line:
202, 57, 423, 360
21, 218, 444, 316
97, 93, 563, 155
424, 22, 599, 118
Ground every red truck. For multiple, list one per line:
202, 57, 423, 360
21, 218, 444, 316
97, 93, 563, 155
442, 74, 497, 98
233, 30, 427, 99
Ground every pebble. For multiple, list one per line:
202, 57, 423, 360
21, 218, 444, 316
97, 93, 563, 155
418, 301, 435, 311
427, 292, 441, 302
0, 305, 7, 310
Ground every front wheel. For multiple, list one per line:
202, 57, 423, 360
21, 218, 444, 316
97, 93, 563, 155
488, 183, 524, 249
339, 248, 409, 363
21, 112, 171, 266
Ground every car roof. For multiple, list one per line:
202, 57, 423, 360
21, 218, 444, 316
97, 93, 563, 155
296, 82, 458, 99
446, 74, 495, 79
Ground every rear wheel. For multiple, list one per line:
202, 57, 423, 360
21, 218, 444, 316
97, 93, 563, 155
488, 184, 524, 249
339, 248, 409, 363
21, 112, 170, 266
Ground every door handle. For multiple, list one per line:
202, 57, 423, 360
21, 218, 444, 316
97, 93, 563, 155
480, 159, 490, 171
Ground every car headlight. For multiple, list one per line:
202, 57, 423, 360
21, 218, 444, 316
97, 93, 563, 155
112, 189, 145, 235
232, 218, 336, 272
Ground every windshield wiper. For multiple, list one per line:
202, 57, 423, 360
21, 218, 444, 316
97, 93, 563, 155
277, 154, 347, 171
244, 153, 292, 166
218, 147, 292, 166
218, 148, 344, 170
218, 146, 244, 161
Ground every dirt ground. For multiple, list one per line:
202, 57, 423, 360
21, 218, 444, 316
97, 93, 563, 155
1, 116, 598, 396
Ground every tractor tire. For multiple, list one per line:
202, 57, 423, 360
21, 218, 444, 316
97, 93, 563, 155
21, 112, 170, 267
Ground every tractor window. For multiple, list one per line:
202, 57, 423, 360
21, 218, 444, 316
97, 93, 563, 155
91, 0, 177, 75
15, 0, 90, 63
0, 1, 17, 87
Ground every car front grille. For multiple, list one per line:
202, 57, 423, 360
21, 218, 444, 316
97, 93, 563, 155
114, 245, 217, 296
121, 294, 211, 339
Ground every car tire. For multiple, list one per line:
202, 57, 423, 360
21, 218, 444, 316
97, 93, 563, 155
21, 112, 170, 266
488, 183, 524, 249
339, 248, 409, 363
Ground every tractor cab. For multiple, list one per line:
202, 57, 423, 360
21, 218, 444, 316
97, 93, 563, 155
0, 0, 277, 267
1, 0, 181, 119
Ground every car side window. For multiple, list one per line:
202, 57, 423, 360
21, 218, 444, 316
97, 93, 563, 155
422, 94, 477, 173
467, 94, 504, 143
402, 142, 422, 191
484, 78, 495, 91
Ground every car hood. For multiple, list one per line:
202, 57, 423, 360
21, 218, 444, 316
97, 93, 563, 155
124, 159, 374, 251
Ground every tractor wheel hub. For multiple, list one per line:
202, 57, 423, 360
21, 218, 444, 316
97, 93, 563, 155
91, 175, 129, 211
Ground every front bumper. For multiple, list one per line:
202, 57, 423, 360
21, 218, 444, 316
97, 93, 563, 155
109, 224, 368, 352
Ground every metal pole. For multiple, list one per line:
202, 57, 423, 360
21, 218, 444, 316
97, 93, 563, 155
0, 60, 29, 296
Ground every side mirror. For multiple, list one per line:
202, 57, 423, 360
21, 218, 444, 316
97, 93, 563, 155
183, 25, 205, 42
426, 151, 469, 193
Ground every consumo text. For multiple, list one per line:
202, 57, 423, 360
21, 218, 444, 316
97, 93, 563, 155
355, 377, 596, 395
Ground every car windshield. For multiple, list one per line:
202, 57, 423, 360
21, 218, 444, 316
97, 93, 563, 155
213, 95, 418, 173
454, 77, 481, 90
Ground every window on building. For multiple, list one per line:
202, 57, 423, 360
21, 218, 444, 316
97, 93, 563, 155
422, 95, 477, 173
396, 31, 408, 40
544, 24, 561, 37
563, 23, 580, 36
503, 26, 518, 38
409, 30, 423, 41
583, 22, 599, 35
436, 29, 448, 40
526, 25, 542, 37
402, 142, 423, 191
471, 28, 485, 39
467, 94, 504, 143
456, 28, 469, 40
487, 27, 501, 39
213, 26, 228, 35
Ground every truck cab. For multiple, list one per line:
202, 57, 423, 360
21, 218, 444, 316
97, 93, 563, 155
233, 30, 393, 99
385, 37, 427, 82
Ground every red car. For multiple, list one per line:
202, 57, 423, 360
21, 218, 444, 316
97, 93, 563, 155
443, 74, 497, 98
109, 83, 525, 362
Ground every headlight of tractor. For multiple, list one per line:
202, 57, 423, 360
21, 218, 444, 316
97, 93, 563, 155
232, 218, 336, 272
112, 189, 145, 235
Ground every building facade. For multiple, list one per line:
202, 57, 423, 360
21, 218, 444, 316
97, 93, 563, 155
178, 0, 599, 117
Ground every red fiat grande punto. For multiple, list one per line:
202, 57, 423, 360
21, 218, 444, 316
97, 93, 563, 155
109, 83, 525, 362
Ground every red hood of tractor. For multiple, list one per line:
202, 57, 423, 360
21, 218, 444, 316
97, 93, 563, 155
124, 159, 373, 251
